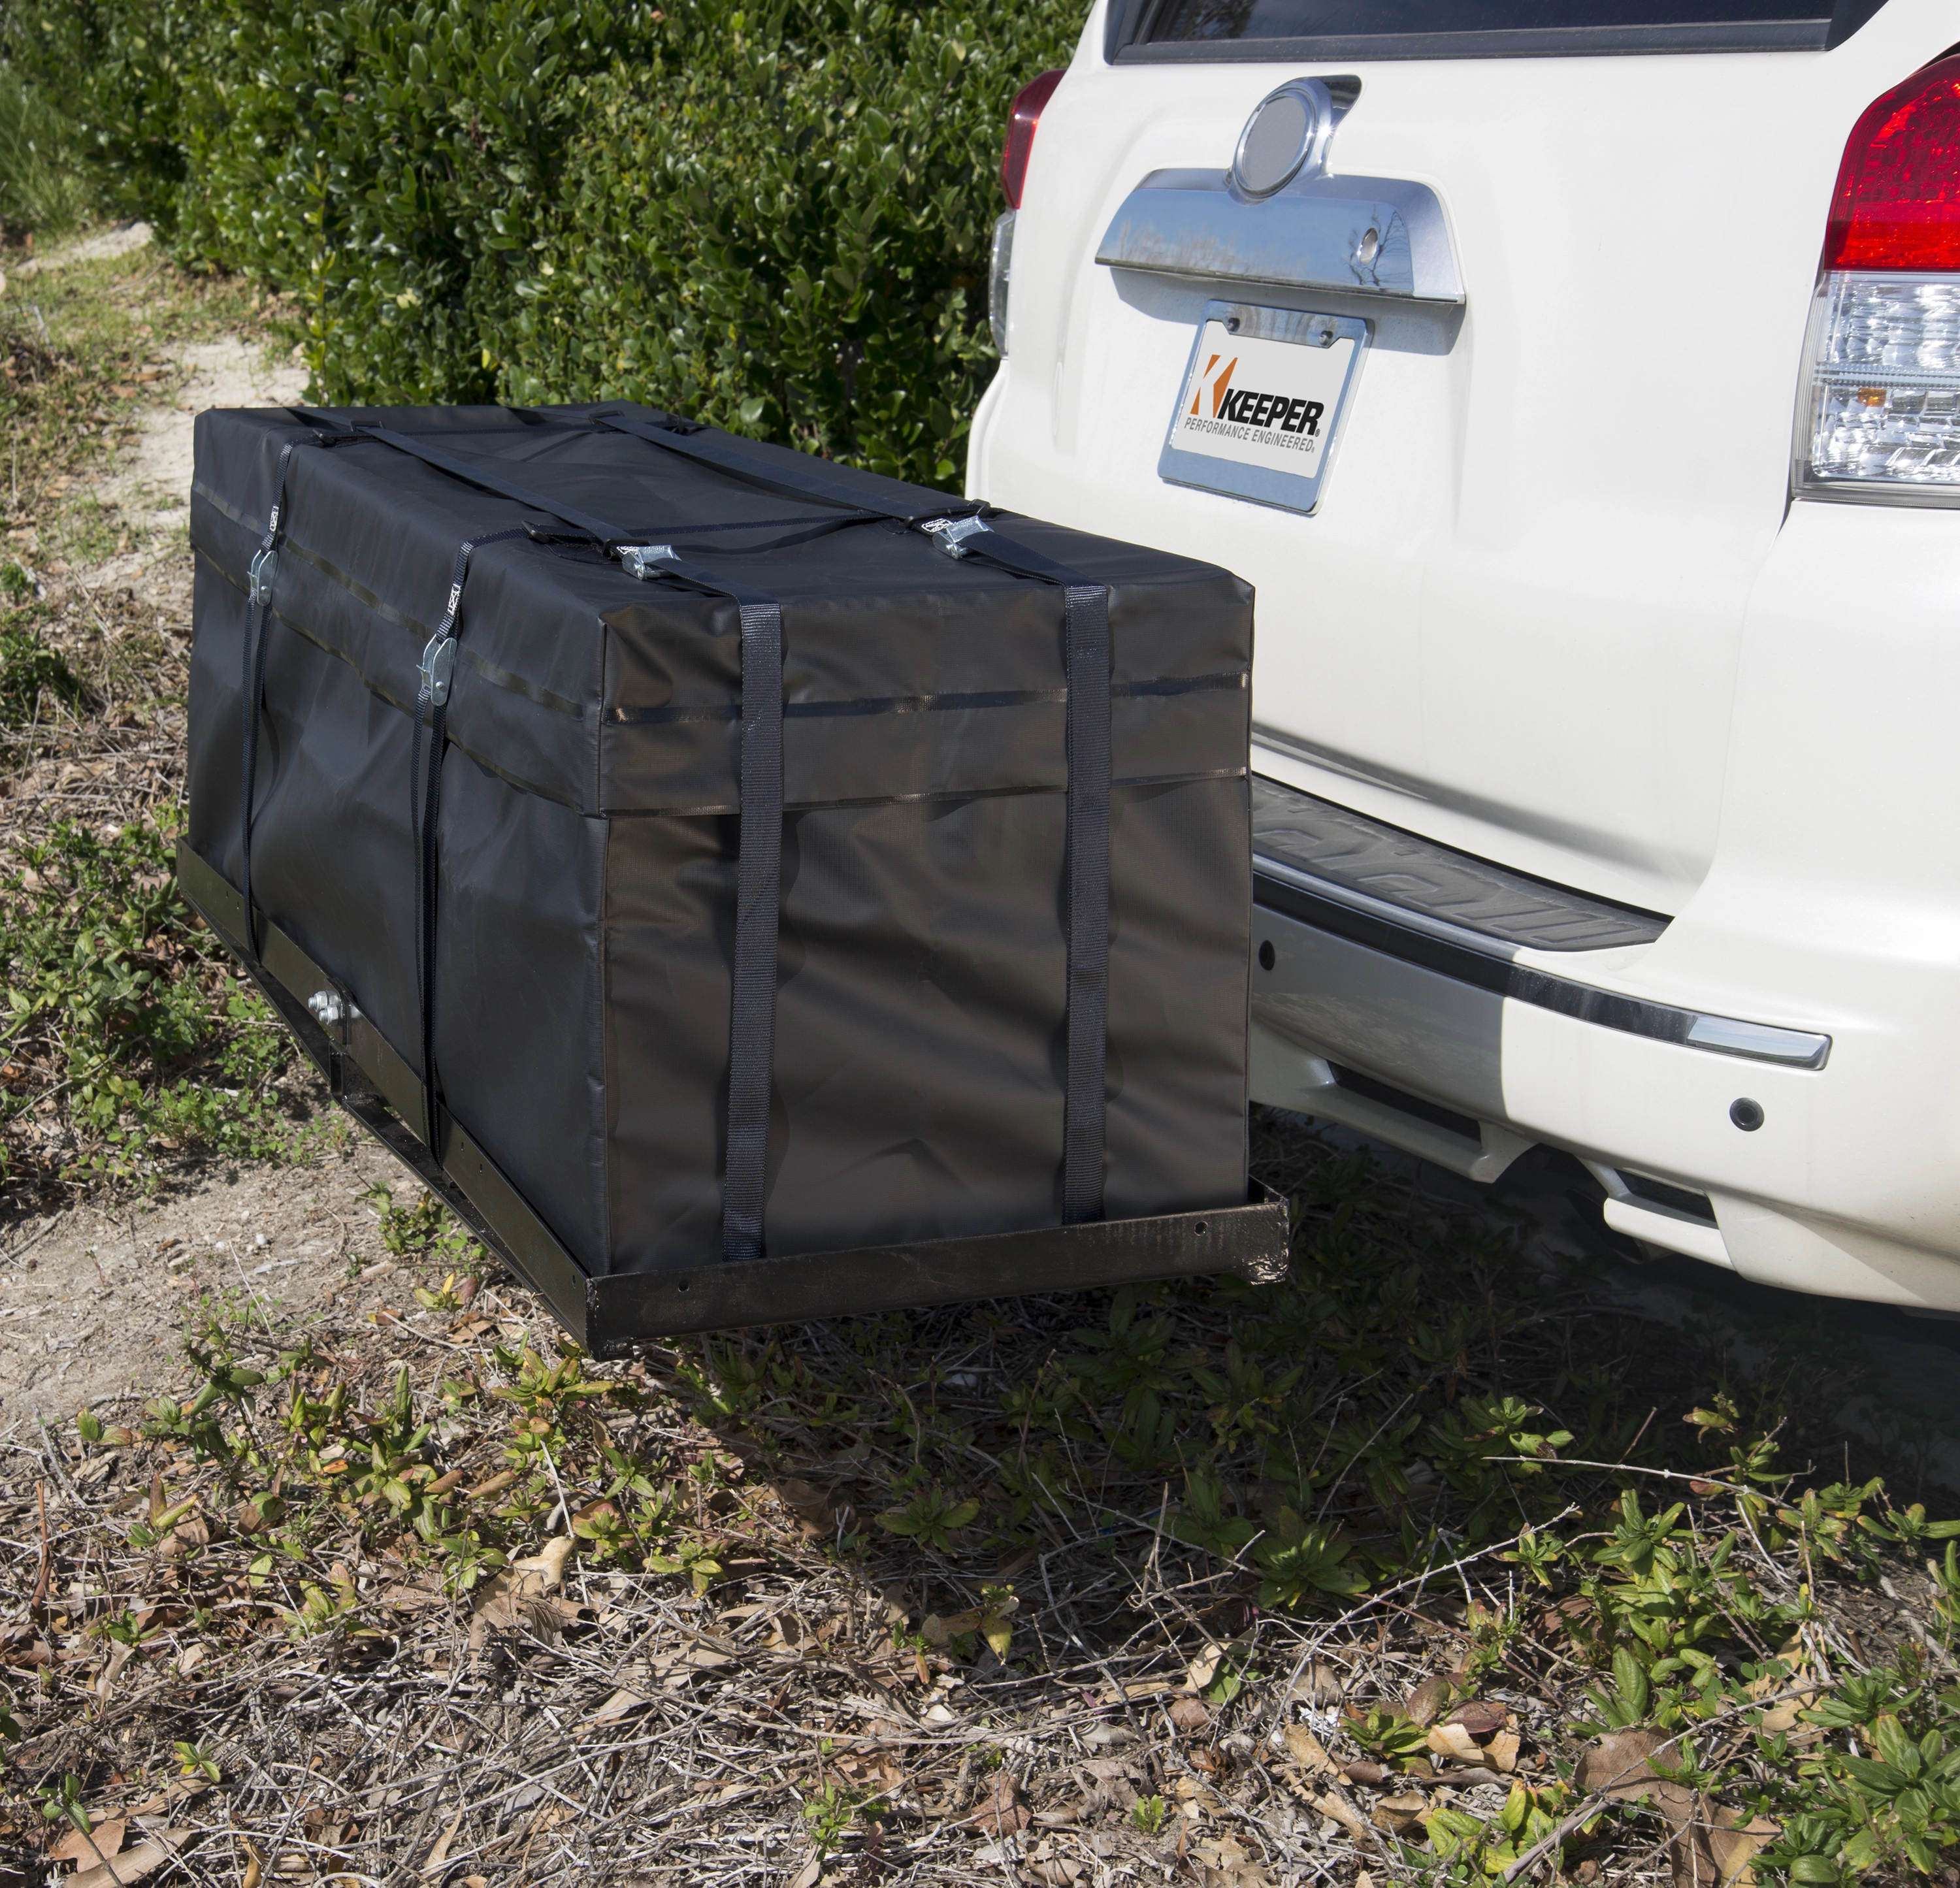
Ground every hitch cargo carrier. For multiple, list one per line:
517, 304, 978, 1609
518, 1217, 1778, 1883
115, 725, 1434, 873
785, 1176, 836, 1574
181, 403, 1283, 1350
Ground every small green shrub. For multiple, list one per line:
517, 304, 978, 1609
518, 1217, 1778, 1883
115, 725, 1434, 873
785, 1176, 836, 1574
0, 610, 85, 727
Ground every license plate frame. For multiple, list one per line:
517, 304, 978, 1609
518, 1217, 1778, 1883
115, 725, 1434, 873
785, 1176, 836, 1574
1158, 301, 1369, 516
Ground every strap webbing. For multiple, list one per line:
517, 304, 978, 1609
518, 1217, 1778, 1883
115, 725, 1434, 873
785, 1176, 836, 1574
951, 529, 1112, 1224
289, 409, 630, 547
592, 408, 981, 527
306, 411, 890, 559
363, 426, 627, 547
238, 432, 368, 956
638, 554, 786, 1265
725, 596, 785, 1263
410, 528, 529, 1149
1060, 583, 1111, 1225
238, 441, 299, 960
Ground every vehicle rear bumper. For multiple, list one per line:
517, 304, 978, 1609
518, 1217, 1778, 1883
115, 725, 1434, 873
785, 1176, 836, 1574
1252, 825, 1960, 1310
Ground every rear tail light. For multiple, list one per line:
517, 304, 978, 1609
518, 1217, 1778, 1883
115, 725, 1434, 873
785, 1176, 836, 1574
991, 70, 1066, 359
1799, 56, 1960, 500
1000, 70, 1066, 210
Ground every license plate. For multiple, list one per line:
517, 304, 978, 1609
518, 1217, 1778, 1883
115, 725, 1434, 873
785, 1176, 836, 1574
1158, 302, 1369, 516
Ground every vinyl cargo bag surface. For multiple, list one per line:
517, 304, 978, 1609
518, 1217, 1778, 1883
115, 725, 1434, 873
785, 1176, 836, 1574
181, 404, 1282, 1349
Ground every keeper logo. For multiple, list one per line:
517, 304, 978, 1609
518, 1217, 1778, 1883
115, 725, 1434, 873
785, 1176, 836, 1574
1188, 351, 1324, 437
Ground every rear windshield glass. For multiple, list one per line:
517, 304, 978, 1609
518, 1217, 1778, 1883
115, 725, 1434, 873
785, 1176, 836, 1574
1124, 0, 1869, 55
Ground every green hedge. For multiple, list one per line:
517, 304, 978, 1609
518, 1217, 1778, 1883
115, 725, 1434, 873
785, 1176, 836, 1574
8, 0, 1081, 485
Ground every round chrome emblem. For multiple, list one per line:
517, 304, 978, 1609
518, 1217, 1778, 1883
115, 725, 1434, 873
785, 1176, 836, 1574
1231, 78, 1334, 199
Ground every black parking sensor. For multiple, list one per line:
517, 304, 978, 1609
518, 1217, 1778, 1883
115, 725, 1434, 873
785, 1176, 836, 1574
1730, 1098, 1765, 1131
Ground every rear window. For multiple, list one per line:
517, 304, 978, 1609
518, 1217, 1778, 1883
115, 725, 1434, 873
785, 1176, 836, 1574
1113, 0, 1882, 58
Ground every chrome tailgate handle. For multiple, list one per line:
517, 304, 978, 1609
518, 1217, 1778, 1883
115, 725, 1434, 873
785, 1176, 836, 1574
1096, 168, 1463, 305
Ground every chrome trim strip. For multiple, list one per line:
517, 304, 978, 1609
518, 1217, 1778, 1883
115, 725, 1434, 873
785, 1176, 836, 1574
1684, 1013, 1831, 1068
1097, 168, 1464, 306
1254, 856, 1831, 1071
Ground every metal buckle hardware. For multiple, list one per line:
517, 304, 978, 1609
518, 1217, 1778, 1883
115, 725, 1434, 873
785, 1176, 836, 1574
248, 545, 279, 608
419, 631, 457, 707
619, 544, 679, 581
921, 515, 992, 559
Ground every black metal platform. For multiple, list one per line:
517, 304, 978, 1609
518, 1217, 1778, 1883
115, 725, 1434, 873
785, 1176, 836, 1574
176, 841, 1290, 1352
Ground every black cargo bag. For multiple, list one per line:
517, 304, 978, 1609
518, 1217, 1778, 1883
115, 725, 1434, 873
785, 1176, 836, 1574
178, 403, 1284, 1350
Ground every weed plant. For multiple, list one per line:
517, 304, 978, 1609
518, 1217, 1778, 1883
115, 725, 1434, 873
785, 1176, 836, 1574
0, 71, 93, 242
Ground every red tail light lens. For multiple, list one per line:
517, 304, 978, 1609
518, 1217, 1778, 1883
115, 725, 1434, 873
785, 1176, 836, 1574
1823, 54, 1960, 270
1000, 69, 1066, 210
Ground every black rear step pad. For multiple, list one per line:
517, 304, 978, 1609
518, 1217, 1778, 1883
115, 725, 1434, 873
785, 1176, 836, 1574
176, 841, 1288, 1351
1252, 775, 1667, 954
1251, 775, 1831, 1071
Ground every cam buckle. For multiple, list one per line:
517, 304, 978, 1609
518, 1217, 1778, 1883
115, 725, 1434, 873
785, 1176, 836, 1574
248, 545, 279, 608
921, 514, 992, 559
419, 631, 457, 707
619, 544, 679, 581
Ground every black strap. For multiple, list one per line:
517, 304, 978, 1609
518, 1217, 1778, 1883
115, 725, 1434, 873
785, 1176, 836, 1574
1058, 581, 1111, 1224
410, 528, 529, 1149
727, 596, 785, 1264
634, 553, 786, 1264
365, 426, 630, 547
591, 408, 983, 528
238, 442, 299, 960
289, 409, 632, 548
302, 410, 884, 559
948, 527, 1111, 1224
238, 432, 367, 957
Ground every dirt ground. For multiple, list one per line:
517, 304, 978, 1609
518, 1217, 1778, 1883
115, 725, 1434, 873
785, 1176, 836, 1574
0, 1132, 428, 1428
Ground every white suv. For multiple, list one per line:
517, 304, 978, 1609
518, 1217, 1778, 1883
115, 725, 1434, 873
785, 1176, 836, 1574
972, 0, 1960, 1309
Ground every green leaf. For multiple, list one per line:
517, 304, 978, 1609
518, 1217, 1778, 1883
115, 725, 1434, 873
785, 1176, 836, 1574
1612, 1645, 1651, 1722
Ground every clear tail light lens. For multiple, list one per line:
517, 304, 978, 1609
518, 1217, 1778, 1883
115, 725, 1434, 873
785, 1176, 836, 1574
1802, 274, 1960, 489
1798, 56, 1960, 502
989, 210, 1016, 356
